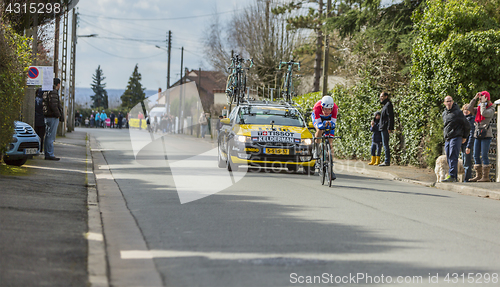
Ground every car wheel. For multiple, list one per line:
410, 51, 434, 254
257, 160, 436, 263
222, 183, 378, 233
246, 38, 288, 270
303, 166, 315, 175
226, 145, 238, 172
3, 157, 28, 167
217, 142, 225, 168
287, 164, 299, 173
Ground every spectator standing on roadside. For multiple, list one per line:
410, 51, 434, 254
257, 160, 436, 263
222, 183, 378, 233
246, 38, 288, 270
467, 91, 496, 182
95, 111, 100, 128
42, 78, 63, 161
378, 92, 394, 166
442, 96, 470, 182
167, 115, 173, 133
85, 117, 89, 128
217, 115, 224, 130
34, 88, 46, 152
161, 115, 167, 133
90, 114, 95, 128
100, 110, 107, 128
199, 112, 208, 138
138, 112, 144, 130
368, 111, 382, 166
461, 104, 475, 182
75, 110, 82, 127
117, 112, 123, 129
110, 112, 116, 128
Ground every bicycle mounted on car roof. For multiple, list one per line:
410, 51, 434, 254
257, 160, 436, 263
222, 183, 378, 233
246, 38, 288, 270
225, 54, 253, 112
278, 59, 301, 104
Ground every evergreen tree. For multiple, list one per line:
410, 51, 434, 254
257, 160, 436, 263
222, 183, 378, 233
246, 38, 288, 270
272, 0, 326, 92
90, 65, 108, 109
121, 64, 146, 111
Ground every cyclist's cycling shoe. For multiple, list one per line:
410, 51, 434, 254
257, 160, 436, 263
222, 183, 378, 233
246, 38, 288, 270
331, 172, 336, 181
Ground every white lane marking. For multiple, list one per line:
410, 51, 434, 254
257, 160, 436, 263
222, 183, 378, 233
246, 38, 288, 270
95, 173, 114, 179
86, 232, 104, 241
98, 165, 110, 170
120, 250, 392, 262
23, 165, 92, 174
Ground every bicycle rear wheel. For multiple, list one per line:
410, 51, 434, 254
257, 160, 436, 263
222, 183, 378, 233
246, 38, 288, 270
325, 143, 334, 187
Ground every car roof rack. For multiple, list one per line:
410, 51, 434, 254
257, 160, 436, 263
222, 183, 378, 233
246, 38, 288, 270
240, 99, 300, 109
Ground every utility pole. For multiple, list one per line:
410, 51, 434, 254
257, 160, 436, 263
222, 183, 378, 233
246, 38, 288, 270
322, 0, 332, 96
54, 15, 60, 77
312, 0, 324, 92
58, 9, 69, 136
68, 9, 77, 132
166, 30, 171, 115
197, 67, 201, 137
198, 67, 202, 111
167, 30, 171, 89
179, 47, 184, 133
22, 1, 38, 127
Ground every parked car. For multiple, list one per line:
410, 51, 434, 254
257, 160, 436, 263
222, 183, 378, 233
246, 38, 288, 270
3, 121, 40, 166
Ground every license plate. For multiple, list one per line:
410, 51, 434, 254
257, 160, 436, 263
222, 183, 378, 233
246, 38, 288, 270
24, 148, 38, 155
265, 148, 289, 155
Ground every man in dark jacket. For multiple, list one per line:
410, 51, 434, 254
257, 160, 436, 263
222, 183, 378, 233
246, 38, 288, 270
378, 92, 394, 166
34, 88, 45, 152
117, 112, 123, 129
442, 96, 470, 182
42, 78, 63, 161
110, 112, 116, 128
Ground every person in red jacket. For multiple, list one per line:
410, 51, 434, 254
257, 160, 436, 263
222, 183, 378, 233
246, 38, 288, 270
311, 95, 338, 157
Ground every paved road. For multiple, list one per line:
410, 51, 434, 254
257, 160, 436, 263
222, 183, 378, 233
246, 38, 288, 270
87, 127, 500, 287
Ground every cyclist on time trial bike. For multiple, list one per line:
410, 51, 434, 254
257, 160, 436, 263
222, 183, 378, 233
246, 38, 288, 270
311, 95, 338, 157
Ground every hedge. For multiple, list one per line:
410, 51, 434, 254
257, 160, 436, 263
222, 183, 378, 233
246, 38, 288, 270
0, 24, 31, 155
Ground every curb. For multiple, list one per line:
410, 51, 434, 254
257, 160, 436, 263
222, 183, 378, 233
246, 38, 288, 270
335, 161, 500, 200
86, 134, 109, 287
89, 135, 164, 287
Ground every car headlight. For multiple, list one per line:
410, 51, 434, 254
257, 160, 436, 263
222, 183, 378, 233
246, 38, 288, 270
235, 135, 249, 143
301, 138, 313, 145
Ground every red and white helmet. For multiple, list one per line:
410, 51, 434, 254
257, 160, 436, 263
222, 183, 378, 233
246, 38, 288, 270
321, 96, 334, 109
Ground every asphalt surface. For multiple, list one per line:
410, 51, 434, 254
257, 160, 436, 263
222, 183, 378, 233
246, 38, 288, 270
2, 126, 499, 287
0, 131, 88, 286
88, 127, 500, 287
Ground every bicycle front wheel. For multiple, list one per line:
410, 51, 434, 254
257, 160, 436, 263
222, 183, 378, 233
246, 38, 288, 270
319, 143, 325, 185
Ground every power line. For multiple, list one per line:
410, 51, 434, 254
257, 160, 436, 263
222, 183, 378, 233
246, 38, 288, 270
183, 48, 204, 59
79, 18, 203, 46
80, 39, 166, 59
79, 9, 242, 21
79, 18, 133, 39
94, 36, 164, 43
79, 13, 168, 35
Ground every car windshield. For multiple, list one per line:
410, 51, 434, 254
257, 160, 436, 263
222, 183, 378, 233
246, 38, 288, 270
237, 106, 304, 127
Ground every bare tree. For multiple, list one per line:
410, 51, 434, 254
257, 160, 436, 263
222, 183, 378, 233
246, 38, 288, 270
204, 0, 304, 91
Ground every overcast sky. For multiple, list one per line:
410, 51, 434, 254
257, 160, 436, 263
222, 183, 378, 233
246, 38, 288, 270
74, 0, 399, 90
74, 0, 253, 90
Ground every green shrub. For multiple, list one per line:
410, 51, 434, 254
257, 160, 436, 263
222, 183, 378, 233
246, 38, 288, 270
411, 0, 500, 167
0, 24, 31, 155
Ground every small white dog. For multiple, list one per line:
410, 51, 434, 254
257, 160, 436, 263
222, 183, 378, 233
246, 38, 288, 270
435, 155, 464, 182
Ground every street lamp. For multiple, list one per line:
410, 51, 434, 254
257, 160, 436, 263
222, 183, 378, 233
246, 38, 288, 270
76, 33, 98, 44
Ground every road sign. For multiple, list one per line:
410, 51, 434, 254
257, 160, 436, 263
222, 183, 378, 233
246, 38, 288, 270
28, 67, 39, 79
26, 66, 54, 91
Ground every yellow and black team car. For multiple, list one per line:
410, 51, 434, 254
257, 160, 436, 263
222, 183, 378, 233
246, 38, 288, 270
217, 101, 315, 174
